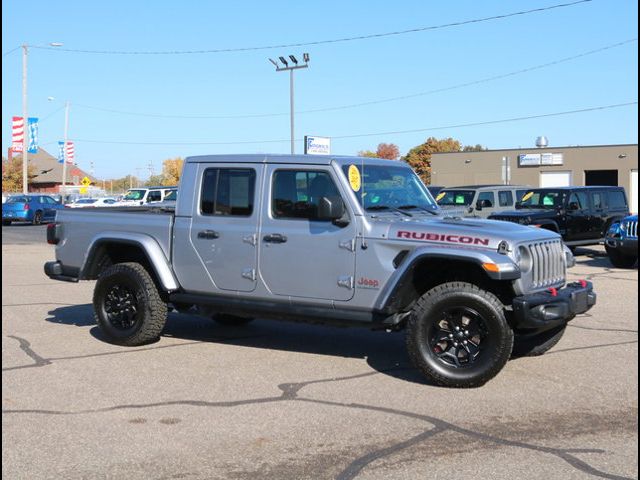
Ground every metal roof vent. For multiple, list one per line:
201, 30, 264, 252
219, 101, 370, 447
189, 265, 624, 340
535, 136, 548, 148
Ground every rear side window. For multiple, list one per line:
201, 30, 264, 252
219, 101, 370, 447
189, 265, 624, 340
608, 190, 627, 209
201, 168, 256, 216
498, 191, 513, 207
568, 192, 589, 210
147, 191, 162, 202
591, 192, 606, 210
272, 170, 340, 220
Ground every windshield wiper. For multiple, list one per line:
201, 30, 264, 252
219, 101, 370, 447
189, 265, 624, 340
366, 205, 412, 217
398, 205, 439, 215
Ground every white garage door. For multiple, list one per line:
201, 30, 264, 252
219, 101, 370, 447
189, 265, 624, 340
539, 171, 572, 188
631, 170, 638, 214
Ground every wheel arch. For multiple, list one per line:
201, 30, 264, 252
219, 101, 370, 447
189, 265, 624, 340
81, 232, 179, 292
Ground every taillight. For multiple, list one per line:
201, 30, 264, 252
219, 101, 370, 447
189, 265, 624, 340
47, 223, 60, 245
24, 203, 30, 211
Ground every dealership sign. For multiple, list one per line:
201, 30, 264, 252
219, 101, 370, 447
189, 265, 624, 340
304, 135, 331, 155
518, 153, 563, 167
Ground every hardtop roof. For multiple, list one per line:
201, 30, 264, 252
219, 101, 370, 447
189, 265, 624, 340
184, 154, 404, 168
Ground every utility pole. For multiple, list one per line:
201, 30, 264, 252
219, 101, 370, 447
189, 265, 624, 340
61, 101, 70, 197
21, 45, 28, 194
268, 54, 309, 154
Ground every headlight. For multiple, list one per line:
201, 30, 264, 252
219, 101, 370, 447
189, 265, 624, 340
563, 244, 575, 268
518, 246, 532, 272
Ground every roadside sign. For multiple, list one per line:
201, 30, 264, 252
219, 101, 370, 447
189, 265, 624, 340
79, 187, 88, 194
81, 176, 91, 187
304, 135, 331, 155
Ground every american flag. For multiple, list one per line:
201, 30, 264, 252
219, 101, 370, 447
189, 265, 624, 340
65, 141, 75, 164
11, 116, 24, 153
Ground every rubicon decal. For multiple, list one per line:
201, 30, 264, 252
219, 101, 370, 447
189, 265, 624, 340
357, 277, 380, 289
397, 231, 490, 246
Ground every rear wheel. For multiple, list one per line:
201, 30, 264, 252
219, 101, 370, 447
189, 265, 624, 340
32, 211, 43, 225
605, 245, 638, 268
93, 262, 168, 346
406, 282, 513, 388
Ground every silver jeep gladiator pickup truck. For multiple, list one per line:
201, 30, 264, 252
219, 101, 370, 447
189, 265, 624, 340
45, 154, 596, 387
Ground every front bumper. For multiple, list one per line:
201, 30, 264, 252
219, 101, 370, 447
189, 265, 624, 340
511, 281, 596, 332
605, 237, 638, 256
2, 211, 29, 221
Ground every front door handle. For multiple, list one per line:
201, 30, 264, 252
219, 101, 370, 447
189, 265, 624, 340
197, 230, 220, 239
263, 233, 287, 243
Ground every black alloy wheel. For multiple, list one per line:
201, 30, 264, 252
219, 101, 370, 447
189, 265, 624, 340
103, 284, 140, 331
429, 307, 486, 368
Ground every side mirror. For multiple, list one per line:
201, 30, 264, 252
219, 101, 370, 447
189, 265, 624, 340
476, 199, 492, 210
568, 202, 580, 211
318, 196, 346, 223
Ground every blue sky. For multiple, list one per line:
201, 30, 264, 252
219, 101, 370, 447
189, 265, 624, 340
2, 0, 638, 180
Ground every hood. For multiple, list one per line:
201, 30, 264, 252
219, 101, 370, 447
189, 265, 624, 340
374, 214, 560, 250
490, 209, 557, 219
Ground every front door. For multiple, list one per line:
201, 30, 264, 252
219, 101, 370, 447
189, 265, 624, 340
259, 165, 357, 301
565, 191, 592, 241
189, 164, 262, 292
588, 190, 608, 239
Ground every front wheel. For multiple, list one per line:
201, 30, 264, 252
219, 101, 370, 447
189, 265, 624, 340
32, 211, 43, 225
406, 282, 513, 388
2, 220, 11, 226
605, 245, 638, 268
93, 262, 168, 346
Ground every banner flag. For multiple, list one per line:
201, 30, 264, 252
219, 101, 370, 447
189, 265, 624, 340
11, 116, 24, 153
27, 117, 39, 153
65, 141, 75, 164
58, 141, 65, 163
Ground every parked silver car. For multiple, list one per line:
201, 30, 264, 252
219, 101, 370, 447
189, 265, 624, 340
436, 185, 531, 218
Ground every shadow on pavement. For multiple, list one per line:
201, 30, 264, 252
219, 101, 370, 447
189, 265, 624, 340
45, 304, 428, 385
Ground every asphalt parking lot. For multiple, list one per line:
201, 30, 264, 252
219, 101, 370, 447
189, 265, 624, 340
2, 225, 638, 480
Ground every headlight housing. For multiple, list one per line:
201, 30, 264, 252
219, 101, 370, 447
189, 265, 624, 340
563, 244, 575, 268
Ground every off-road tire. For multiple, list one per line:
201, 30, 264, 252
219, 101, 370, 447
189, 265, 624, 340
211, 314, 254, 326
605, 245, 638, 268
32, 211, 43, 225
93, 262, 167, 346
406, 282, 514, 388
2, 220, 11, 226
511, 325, 566, 357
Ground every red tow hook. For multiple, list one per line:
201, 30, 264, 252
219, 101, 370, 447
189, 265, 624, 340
548, 287, 558, 297
579, 279, 588, 288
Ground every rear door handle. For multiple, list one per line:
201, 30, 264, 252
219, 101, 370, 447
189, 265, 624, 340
263, 233, 287, 243
197, 230, 220, 239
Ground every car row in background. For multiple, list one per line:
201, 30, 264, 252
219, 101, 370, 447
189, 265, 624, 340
2, 194, 64, 225
66, 197, 118, 208
605, 214, 638, 268
435, 184, 530, 218
116, 186, 177, 206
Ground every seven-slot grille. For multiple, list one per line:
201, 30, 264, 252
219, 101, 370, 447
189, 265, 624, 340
624, 220, 638, 238
526, 240, 565, 288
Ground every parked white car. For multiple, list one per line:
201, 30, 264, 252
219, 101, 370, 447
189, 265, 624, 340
115, 187, 177, 206
67, 198, 118, 208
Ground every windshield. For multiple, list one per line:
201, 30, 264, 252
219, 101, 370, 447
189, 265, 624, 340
436, 190, 475, 206
6, 196, 29, 203
518, 190, 566, 209
341, 164, 437, 211
77, 199, 97, 204
123, 189, 145, 201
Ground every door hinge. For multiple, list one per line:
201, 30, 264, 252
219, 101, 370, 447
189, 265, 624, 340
241, 268, 256, 281
339, 238, 356, 252
242, 234, 257, 246
337, 275, 354, 289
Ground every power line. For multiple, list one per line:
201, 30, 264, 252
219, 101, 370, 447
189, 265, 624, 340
71, 38, 637, 120
2, 46, 21, 57
71, 101, 637, 145
30, 1, 592, 55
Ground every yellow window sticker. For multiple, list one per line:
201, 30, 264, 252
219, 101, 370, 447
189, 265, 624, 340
521, 192, 534, 202
436, 192, 446, 201
348, 165, 361, 192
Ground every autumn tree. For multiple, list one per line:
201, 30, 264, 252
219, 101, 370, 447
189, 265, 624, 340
161, 157, 184, 185
463, 144, 487, 152
357, 143, 400, 160
2, 158, 37, 192
402, 137, 467, 184
357, 150, 378, 158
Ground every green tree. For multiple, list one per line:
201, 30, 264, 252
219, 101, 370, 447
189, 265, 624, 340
463, 144, 487, 152
402, 137, 464, 184
146, 174, 165, 186
357, 150, 378, 158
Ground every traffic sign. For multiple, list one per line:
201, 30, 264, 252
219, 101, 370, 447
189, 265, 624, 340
81, 176, 91, 187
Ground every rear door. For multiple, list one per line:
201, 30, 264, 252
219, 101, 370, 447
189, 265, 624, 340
189, 164, 262, 292
259, 165, 357, 301
588, 190, 608, 239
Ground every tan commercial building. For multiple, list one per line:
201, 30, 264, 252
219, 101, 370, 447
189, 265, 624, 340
430, 144, 638, 213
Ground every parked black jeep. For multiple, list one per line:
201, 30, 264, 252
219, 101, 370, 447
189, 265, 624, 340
489, 186, 630, 248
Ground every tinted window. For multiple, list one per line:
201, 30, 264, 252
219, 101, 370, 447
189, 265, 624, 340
437, 190, 475, 206
516, 190, 529, 201
272, 170, 339, 220
201, 168, 255, 216
147, 191, 162, 202
498, 191, 513, 207
477, 191, 495, 207
591, 192, 606, 210
568, 192, 589, 210
7, 196, 29, 203
608, 190, 627, 209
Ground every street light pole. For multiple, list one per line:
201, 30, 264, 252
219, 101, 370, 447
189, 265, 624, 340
61, 101, 70, 197
269, 54, 309, 154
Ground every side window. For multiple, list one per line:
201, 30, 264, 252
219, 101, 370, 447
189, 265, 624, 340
498, 191, 513, 207
272, 170, 340, 220
477, 191, 495, 207
147, 191, 162, 202
591, 192, 605, 210
608, 190, 627, 209
516, 190, 528, 202
568, 192, 589, 210
201, 168, 255, 216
